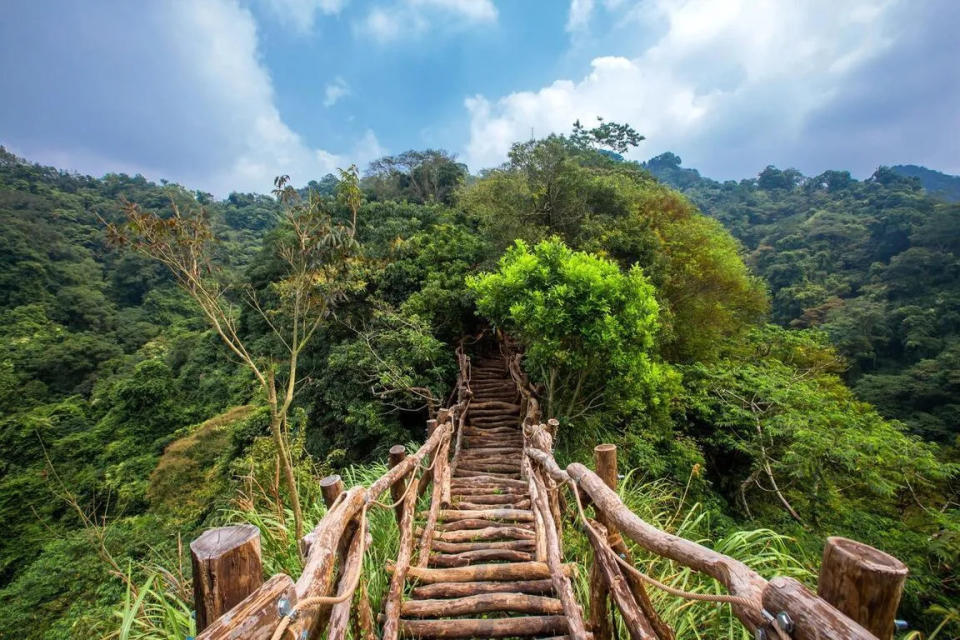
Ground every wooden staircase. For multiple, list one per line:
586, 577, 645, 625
193, 340, 900, 640
398, 356, 572, 639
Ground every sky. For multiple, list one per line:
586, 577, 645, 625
1, 0, 958, 196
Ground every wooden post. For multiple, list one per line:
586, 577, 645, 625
817, 537, 908, 639
594, 444, 617, 527
764, 577, 876, 640
419, 419, 441, 497
191, 525, 263, 632
300, 475, 347, 557
389, 444, 408, 526
591, 444, 616, 640
320, 474, 345, 508
546, 418, 559, 440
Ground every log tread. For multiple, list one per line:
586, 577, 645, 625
400, 356, 570, 638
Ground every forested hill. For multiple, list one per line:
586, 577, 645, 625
891, 164, 960, 202
644, 152, 960, 441
1, 132, 957, 639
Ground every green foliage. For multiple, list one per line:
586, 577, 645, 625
679, 325, 959, 620
571, 116, 645, 154
2, 135, 958, 638
648, 154, 960, 440
469, 238, 673, 423
461, 131, 767, 362
364, 150, 467, 205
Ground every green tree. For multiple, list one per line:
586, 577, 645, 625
468, 238, 673, 420
106, 176, 359, 540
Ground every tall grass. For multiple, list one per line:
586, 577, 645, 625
110, 566, 194, 640
563, 471, 814, 640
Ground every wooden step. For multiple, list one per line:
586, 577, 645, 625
411, 579, 555, 599
435, 518, 534, 532
453, 469, 521, 480
469, 401, 520, 410
437, 508, 534, 523
403, 561, 571, 583
430, 539, 535, 554
453, 500, 531, 511
428, 548, 535, 567
450, 492, 528, 503
455, 464, 522, 475
399, 615, 569, 638
401, 592, 562, 617
455, 446, 522, 457
424, 525, 535, 542
450, 476, 527, 489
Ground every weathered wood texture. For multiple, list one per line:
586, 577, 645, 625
326, 514, 367, 640
584, 519, 656, 640
399, 615, 569, 638
818, 537, 907, 639
190, 524, 263, 632
592, 444, 672, 640
291, 487, 366, 637
320, 474, 345, 507
531, 470, 589, 640
416, 434, 449, 567
195, 574, 295, 640
388, 444, 408, 525
566, 461, 769, 630
764, 577, 879, 640
402, 560, 573, 584
381, 461, 421, 640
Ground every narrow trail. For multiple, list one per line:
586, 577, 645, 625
398, 356, 572, 639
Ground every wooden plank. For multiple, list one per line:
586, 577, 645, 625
401, 593, 563, 617
399, 615, 568, 638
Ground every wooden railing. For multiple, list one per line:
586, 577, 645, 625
191, 345, 473, 640
501, 337, 908, 640
188, 334, 909, 640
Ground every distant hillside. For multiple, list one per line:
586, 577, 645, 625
890, 164, 960, 202
644, 152, 960, 442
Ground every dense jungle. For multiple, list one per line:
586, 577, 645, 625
1, 123, 958, 638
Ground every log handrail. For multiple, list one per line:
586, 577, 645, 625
195, 335, 900, 640
197, 357, 471, 640
499, 337, 883, 640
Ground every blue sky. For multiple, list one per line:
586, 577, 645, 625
1, 0, 958, 195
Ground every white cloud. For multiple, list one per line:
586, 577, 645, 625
324, 77, 350, 107
566, 0, 594, 32
358, 0, 497, 43
0, 1, 382, 196
258, 0, 347, 34
464, 0, 919, 177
